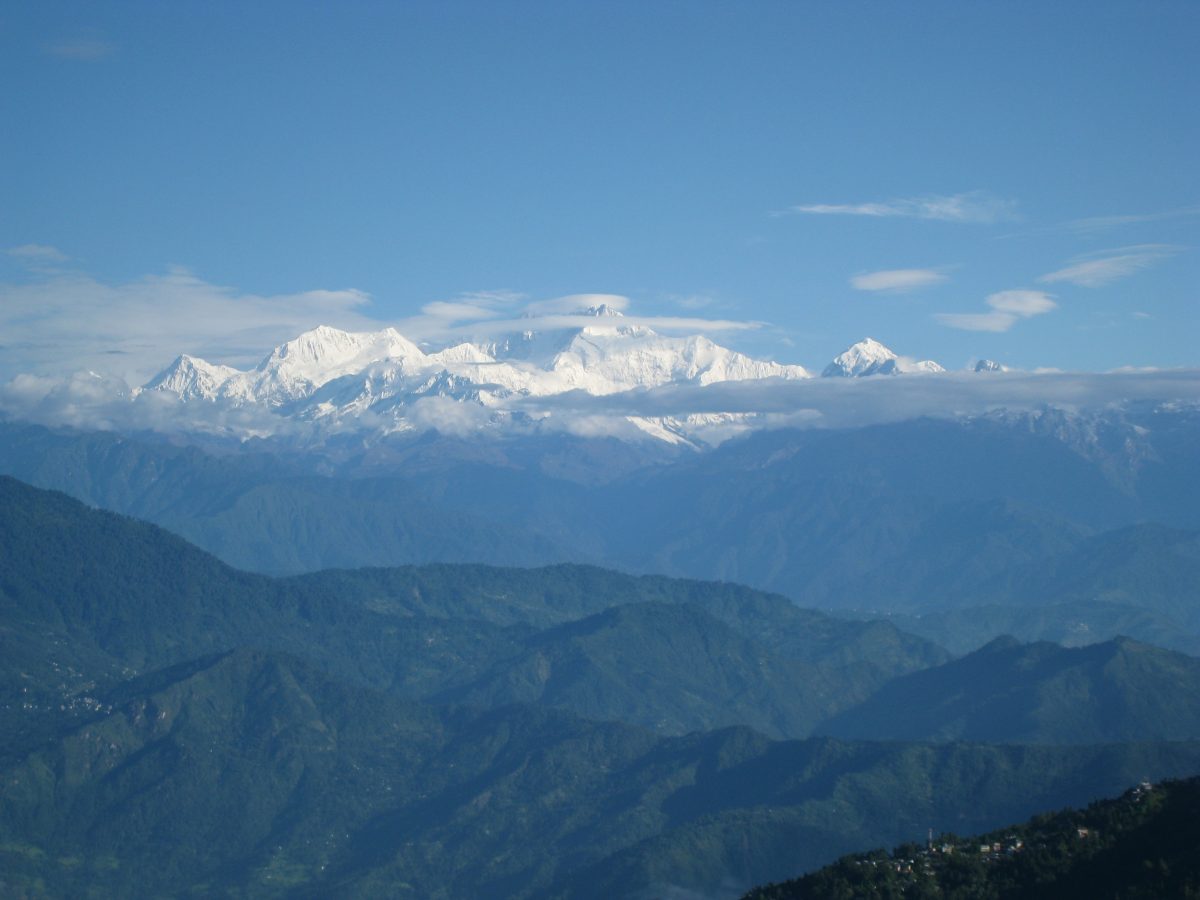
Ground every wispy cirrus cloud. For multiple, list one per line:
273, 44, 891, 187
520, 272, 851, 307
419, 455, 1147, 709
1038, 245, 1179, 288
936, 289, 1056, 333
780, 191, 1016, 224
850, 268, 949, 293
5, 244, 74, 276
1064, 206, 1200, 235
44, 38, 116, 61
6, 244, 70, 264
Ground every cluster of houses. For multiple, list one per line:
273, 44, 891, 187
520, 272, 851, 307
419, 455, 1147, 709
851, 781, 1158, 880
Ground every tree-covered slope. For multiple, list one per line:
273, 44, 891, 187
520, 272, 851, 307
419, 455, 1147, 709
820, 636, 1200, 744
3, 476, 1200, 897
0, 476, 943, 741
3, 412, 1198, 638
884, 598, 1200, 657
744, 777, 1200, 899
4, 646, 1200, 899
0, 422, 575, 574
976, 523, 1200, 627
432, 601, 843, 737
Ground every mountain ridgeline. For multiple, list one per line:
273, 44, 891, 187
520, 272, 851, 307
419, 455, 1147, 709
2, 402, 1199, 655
2, 476, 1200, 897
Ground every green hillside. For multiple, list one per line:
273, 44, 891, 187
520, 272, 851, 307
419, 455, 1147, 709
820, 635, 1200, 744
4, 646, 1200, 898
0, 476, 944, 740
4, 474, 1200, 897
744, 777, 1200, 899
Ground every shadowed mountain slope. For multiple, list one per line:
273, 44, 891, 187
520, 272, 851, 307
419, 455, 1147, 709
0, 476, 944, 743
5, 647, 1200, 898
821, 636, 1200, 744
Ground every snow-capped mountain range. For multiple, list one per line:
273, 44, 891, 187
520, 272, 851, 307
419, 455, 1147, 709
147, 306, 818, 404
138, 305, 820, 443
132, 306, 1018, 445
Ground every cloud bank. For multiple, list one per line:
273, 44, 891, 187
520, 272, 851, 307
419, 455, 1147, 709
515, 369, 1200, 433
4, 365, 1196, 446
0, 266, 380, 383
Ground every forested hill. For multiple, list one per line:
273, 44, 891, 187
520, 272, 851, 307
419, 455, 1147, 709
744, 777, 1200, 899
4, 474, 1200, 897
0, 474, 946, 744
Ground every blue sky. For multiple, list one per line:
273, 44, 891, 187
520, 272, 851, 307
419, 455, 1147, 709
2, 0, 1197, 380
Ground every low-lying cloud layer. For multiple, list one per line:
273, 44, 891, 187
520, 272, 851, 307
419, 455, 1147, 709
3, 362, 1196, 447
515, 369, 1200, 430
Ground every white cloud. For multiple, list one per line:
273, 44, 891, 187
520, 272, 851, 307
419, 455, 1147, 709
1038, 245, 1177, 288
783, 191, 1016, 224
405, 395, 497, 437
850, 268, 948, 293
8, 356, 1198, 448
7, 244, 70, 263
0, 269, 767, 388
393, 291, 760, 345
418, 312, 760, 343
0, 266, 378, 383
419, 300, 504, 322
521, 293, 630, 316
986, 290, 1057, 317
935, 290, 1055, 333
1064, 206, 1200, 234
44, 39, 115, 60
516, 370, 1200, 434
934, 311, 1017, 332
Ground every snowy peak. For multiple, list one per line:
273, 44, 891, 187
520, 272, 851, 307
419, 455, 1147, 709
906, 359, 947, 374
822, 338, 897, 377
144, 354, 238, 401
582, 302, 624, 318
232, 326, 428, 405
974, 359, 1010, 373
822, 338, 944, 377
428, 342, 496, 366
260, 325, 423, 374
548, 330, 810, 394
